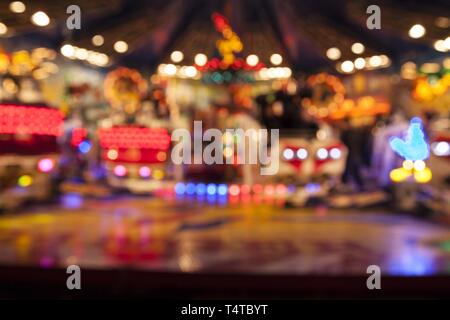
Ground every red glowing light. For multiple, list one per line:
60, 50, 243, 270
264, 185, 275, 196
99, 126, 170, 150
276, 184, 287, 194
38, 158, 55, 172
0, 104, 64, 136
71, 128, 88, 147
240, 184, 251, 195
252, 184, 263, 194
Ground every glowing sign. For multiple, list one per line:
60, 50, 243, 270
212, 12, 243, 66
389, 117, 429, 161
389, 117, 432, 183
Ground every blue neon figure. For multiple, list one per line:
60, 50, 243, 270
389, 117, 429, 161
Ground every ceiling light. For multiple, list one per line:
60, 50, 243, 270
354, 57, 366, 69
92, 35, 104, 46
0, 23, 7, 35
434, 39, 447, 52
369, 55, 382, 68
341, 60, 354, 73
270, 53, 283, 65
351, 42, 365, 54
246, 54, 259, 66
435, 17, 450, 29
326, 47, 341, 60
31, 11, 50, 27
9, 1, 26, 13
114, 40, 128, 53
170, 50, 183, 63
60, 44, 75, 57
194, 53, 207, 66
408, 24, 426, 39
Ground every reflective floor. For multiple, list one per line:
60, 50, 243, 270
1, 195, 450, 276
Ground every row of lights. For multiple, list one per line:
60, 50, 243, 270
401, 59, 450, 80
157, 63, 199, 78
60, 44, 109, 67
282, 147, 341, 161
408, 23, 449, 53
170, 52, 283, 66
112, 164, 164, 180
158, 63, 292, 80
174, 182, 292, 197
91, 34, 129, 53
255, 67, 292, 80
1, 2, 50, 36
434, 37, 450, 52
326, 42, 365, 61
338, 55, 390, 73
16, 158, 56, 188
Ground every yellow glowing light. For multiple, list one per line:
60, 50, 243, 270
402, 160, 414, 170
414, 167, 432, 183
107, 149, 118, 160
152, 169, 164, 180
390, 167, 411, 183
18, 175, 33, 187
413, 160, 426, 171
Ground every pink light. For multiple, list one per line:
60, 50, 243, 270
265, 185, 275, 196
276, 184, 287, 194
114, 165, 127, 177
38, 158, 54, 172
229, 184, 240, 196
139, 166, 151, 178
252, 184, 263, 194
240, 184, 250, 195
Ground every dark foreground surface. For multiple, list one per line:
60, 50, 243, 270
1, 195, 450, 298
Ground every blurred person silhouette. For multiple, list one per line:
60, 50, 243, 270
340, 117, 369, 192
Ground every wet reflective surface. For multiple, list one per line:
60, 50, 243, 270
1, 195, 450, 276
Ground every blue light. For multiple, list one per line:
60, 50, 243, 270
175, 182, 186, 195
61, 193, 83, 209
196, 183, 206, 196
207, 183, 217, 196
306, 183, 321, 193
217, 184, 228, 196
389, 118, 429, 161
78, 141, 92, 154
287, 185, 296, 194
186, 183, 196, 195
